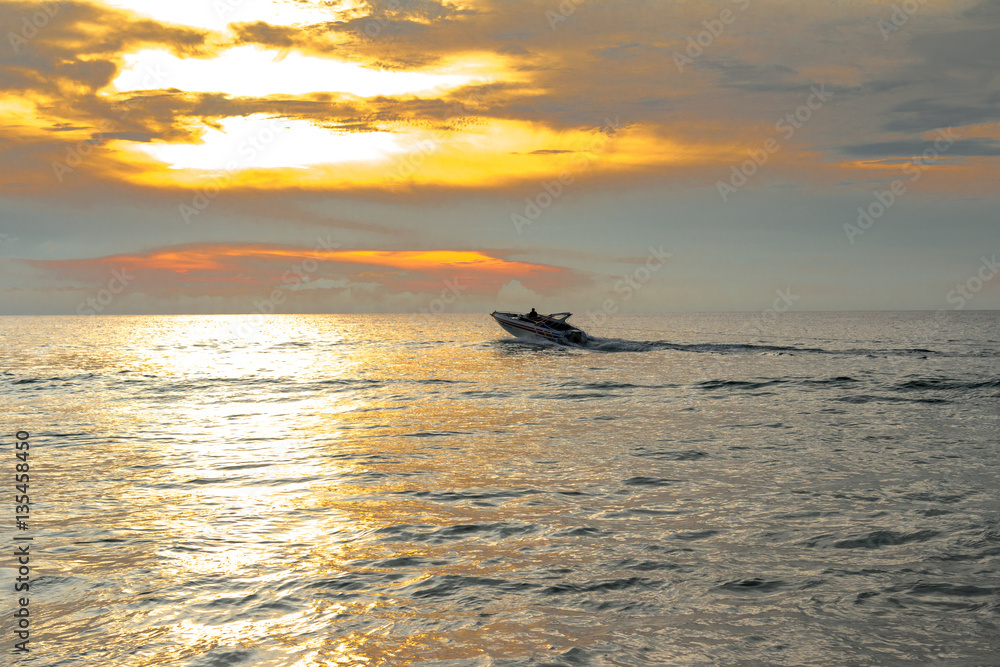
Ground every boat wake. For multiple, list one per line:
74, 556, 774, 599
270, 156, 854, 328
492, 335, 951, 356
583, 338, 822, 354
577, 338, 951, 356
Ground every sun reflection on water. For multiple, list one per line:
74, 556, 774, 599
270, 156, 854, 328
96, 315, 409, 661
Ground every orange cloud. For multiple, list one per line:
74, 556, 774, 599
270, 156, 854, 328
28, 243, 579, 295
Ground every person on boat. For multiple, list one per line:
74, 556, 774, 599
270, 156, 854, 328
528, 307, 538, 320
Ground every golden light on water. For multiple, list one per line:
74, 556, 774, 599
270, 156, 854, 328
113, 316, 383, 660
109, 314, 466, 665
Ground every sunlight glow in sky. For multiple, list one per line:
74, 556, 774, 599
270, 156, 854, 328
113, 47, 484, 98
135, 115, 412, 169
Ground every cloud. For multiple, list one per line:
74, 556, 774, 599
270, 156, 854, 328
25, 243, 580, 296
964, 0, 1000, 22
841, 138, 1000, 158
283, 277, 353, 291
871, 25, 1000, 134
496, 279, 541, 309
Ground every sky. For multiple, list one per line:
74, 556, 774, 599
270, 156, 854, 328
1, 0, 998, 316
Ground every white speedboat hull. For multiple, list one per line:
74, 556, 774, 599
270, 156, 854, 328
490, 311, 588, 345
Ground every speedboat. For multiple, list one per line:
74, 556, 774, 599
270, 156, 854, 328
490, 311, 589, 345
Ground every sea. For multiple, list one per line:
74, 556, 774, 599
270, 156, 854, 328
2, 312, 998, 666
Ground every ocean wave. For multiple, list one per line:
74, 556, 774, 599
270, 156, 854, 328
893, 377, 1000, 391
372, 521, 542, 544
803, 529, 940, 550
